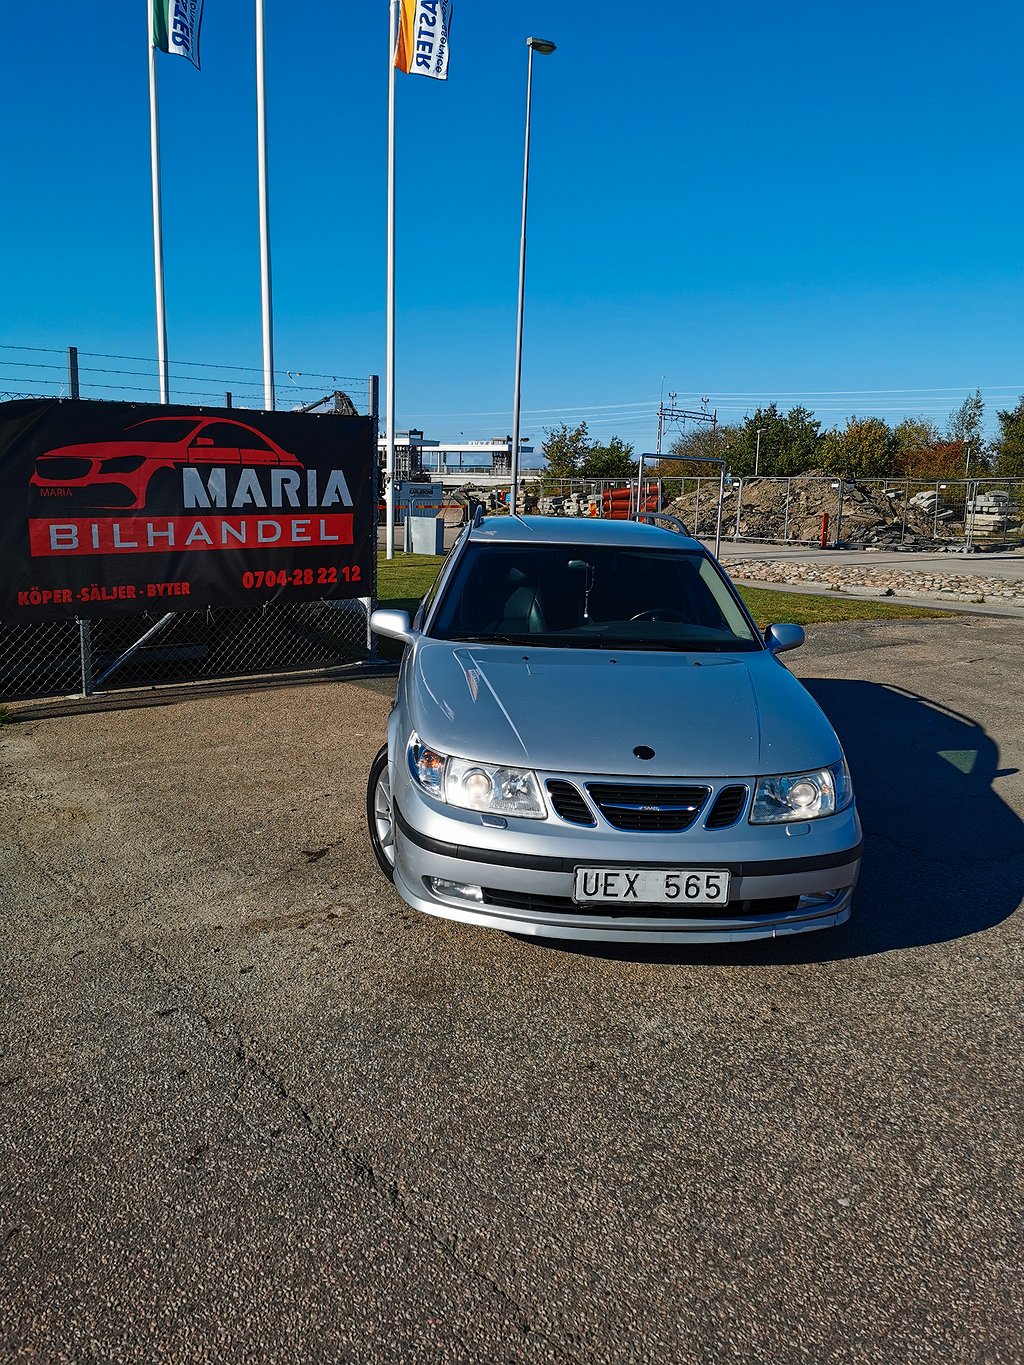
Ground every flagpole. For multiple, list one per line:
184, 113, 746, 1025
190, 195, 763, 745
385, 0, 398, 559
256, 0, 275, 410
147, 7, 169, 404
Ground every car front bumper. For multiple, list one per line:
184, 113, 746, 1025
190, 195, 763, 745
391, 776, 863, 945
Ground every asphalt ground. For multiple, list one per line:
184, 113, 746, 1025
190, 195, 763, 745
1, 617, 1022, 1363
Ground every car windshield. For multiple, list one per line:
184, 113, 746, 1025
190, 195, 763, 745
429, 542, 761, 652
124, 420, 200, 442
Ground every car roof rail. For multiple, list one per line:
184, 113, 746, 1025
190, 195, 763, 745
634, 511, 690, 536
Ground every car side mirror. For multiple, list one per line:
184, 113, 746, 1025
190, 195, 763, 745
370, 608, 417, 644
193, 437, 215, 447
765, 623, 805, 654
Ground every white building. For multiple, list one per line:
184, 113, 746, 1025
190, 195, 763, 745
376, 432, 536, 488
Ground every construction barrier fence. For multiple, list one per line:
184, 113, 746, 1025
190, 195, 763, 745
506, 475, 1024, 550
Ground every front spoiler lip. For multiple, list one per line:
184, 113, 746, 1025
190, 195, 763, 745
393, 802, 864, 879
393, 861, 854, 944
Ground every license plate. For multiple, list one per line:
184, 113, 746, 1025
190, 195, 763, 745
573, 867, 730, 906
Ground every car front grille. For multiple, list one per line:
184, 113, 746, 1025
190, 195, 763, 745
585, 783, 711, 832
36, 458, 92, 480
704, 785, 749, 828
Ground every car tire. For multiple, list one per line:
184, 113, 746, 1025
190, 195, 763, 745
366, 745, 396, 882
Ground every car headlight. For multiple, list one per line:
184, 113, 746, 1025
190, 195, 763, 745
408, 735, 546, 818
750, 758, 853, 823
99, 455, 148, 473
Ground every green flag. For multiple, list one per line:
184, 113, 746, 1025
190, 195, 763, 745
151, 0, 205, 71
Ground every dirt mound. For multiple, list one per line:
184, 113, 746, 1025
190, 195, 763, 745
665, 471, 950, 546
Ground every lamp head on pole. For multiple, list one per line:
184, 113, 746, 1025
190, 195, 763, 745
527, 36, 557, 54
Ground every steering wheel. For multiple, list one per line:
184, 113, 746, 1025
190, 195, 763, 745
629, 608, 688, 623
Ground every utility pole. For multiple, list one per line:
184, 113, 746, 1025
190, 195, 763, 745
656, 393, 716, 461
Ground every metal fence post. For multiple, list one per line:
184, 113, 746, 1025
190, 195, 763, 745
783, 477, 791, 542
715, 466, 725, 560
367, 373, 380, 659
78, 619, 93, 696
733, 478, 743, 539
67, 346, 80, 399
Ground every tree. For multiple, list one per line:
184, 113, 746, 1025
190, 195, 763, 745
540, 423, 637, 483
947, 390, 987, 468
900, 440, 973, 480
654, 422, 740, 477
892, 417, 958, 479
776, 406, 825, 476
820, 416, 898, 477
894, 417, 940, 456
723, 404, 788, 478
725, 404, 823, 477
584, 435, 636, 480
541, 421, 590, 478
818, 428, 843, 473
993, 396, 1024, 477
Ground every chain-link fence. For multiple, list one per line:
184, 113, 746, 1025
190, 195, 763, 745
0, 599, 374, 702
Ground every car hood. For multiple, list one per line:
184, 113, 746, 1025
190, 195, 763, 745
35, 442, 180, 462
408, 642, 841, 778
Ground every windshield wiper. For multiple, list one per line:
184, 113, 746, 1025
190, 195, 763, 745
449, 633, 536, 646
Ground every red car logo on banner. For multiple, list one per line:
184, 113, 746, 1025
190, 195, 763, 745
29, 416, 301, 511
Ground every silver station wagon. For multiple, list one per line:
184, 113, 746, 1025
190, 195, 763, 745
367, 515, 862, 944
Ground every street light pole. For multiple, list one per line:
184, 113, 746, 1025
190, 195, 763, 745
755, 427, 765, 476
510, 35, 556, 516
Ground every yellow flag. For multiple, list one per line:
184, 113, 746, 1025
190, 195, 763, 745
395, 0, 453, 80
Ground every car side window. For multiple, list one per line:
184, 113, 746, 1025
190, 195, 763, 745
416, 539, 462, 631
198, 423, 273, 451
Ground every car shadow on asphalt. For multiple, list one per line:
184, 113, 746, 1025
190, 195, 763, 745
521, 678, 1023, 966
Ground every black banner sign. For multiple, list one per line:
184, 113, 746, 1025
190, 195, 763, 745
0, 399, 376, 621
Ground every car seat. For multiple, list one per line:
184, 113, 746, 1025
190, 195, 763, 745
490, 567, 547, 634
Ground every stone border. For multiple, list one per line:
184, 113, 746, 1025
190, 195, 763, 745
722, 558, 1024, 606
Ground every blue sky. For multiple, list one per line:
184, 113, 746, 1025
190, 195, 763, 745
2, 1, 1023, 450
